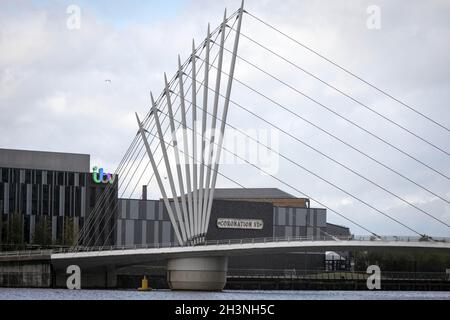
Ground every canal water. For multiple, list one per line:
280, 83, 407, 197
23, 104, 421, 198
0, 289, 449, 300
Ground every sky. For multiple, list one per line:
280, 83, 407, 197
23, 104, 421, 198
0, 0, 449, 237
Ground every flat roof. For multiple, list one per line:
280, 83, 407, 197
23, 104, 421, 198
212, 188, 298, 200
0, 148, 90, 173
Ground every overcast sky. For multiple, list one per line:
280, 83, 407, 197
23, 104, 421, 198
1, 0, 449, 237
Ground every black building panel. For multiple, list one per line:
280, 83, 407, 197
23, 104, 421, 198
205, 200, 274, 241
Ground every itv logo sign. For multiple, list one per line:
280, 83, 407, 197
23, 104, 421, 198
92, 166, 116, 184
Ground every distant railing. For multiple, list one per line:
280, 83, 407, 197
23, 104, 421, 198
226, 268, 449, 281
0, 249, 53, 258
1, 235, 449, 257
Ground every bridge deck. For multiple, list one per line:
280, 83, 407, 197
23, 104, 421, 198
50, 238, 450, 269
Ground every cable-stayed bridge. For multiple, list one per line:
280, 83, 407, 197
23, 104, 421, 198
10, 1, 450, 290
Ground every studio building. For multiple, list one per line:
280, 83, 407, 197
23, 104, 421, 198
0, 148, 117, 248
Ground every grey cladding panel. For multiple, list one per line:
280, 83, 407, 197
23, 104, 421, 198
316, 209, 326, 227
125, 220, 134, 245
130, 200, 139, 220
0, 148, 90, 172
146, 201, 156, 220
162, 221, 171, 244
277, 208, 286, 225
134, 220, 142, 244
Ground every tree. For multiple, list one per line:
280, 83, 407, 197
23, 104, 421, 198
62, 217, 77, 246
8, 212, 24, 250
33, 216, 52, 246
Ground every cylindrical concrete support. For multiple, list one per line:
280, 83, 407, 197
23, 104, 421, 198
167, 256, 228, 291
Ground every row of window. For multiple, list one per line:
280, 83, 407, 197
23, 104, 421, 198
0, 182, 92, 217
0, 168, 88, 187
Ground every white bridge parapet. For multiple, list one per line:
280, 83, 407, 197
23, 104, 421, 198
50, 236, 450, 270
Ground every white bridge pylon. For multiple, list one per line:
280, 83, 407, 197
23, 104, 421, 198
136, 1, 244, 246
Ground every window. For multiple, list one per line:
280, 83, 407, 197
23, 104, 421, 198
1, 169, 8, 183
43, 185, 49, 215
54, 187, 60, 217
80, 173, 86, 187
12, 169, 19, 183
58, 172, 64, 186
75, 187, 81, 217
68, 173, 74, 186
277, 208, 286, 225
36, 171, 42, 185
25, 170, 31, 184
65, 187, 70, 217
21, 184, 27, 214
90, 187, 96, 207
32, 185, 38, 215
0, 184, 3, 213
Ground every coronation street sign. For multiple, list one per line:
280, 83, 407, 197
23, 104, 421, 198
217, 218, 264, 230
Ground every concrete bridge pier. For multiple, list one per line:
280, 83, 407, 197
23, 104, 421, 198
167, 256, 228, 291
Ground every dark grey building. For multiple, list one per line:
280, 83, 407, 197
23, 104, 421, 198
326, 223, 351, 237
0, 148, 117, 248
116, 188, 341, 246
115, 188, 347, 272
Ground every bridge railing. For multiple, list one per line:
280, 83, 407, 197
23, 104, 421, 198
50, 234, 450, 254
0, 249, 53, 257
226, 268, 449, 281
1, 234, 449, 256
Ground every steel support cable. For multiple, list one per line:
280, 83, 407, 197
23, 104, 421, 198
192, 55, 450, 205
82, 16, 234, 247
77, 136, 136, 246
149, 107, 380, 237
82, 66, 198, 247
125, 17, 239, 238
245, 11, 450, 133
77, 108, 158, 244
88, 20, 237, 248
92, 26, 235, 248
209, 41, 450, 181
77, 108, 157, 246
77, 82, 182, 245
183, 64, 450, 228
168, 93, 432, 236
78, 75, 187, 246
231, 28, 450, 156
100, 130, 247, 249
85, 64, 202, 247
95, 37, 239, 249
101, 20, 241, 247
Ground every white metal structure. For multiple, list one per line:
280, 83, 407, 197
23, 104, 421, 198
136, 1, 245, 246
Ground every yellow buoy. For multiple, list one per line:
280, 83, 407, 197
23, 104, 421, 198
138, 276, 151, 291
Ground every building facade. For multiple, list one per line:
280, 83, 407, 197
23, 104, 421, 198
116, 188, 335, 247
0, 148, 117, 248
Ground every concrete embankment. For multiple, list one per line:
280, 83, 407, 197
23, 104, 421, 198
0, 252, 52, 288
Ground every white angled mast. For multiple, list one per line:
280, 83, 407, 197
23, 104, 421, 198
198, 24, 211, 242
164, 73, 192, 241
135, 1, 244, 246
177, 55, 195, 243
135, 113, 184, 246
191, 39, 199, 242
204, 1, 244, 237
150, 93, 187, 244
201, 10, 227, 236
